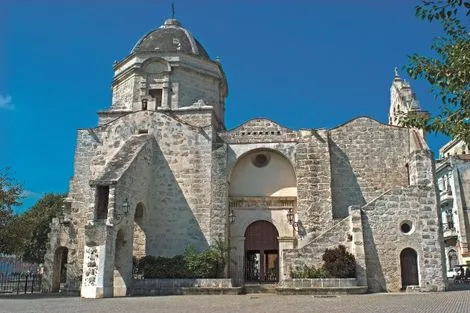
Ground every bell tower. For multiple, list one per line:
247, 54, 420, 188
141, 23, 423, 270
389, 68, 428, 127
98, 18, 228, 130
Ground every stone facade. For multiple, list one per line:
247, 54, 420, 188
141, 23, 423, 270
43, 18, 446, 297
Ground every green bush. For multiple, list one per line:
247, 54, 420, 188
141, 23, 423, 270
322, 245, 356, 278
290, 264, 328, 278
289, 245, 356, 279
134, 237, 230, 279
135, 255, 189, 278
184, 245, 220, 278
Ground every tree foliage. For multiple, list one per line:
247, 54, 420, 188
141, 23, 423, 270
1, 193, 64, 263
404, 0, 470, 144
0, 168, 23, 254
19, 193, 64, 263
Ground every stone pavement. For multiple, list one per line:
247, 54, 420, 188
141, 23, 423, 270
1, 291, 470, 313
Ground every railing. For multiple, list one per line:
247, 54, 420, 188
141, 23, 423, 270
0, 272, 42, 295
443, 223, 458, 238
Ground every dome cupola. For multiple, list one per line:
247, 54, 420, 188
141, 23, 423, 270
132, 19, 210, 59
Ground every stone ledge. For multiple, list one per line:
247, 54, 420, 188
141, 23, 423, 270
276, 286, 368, 295
129, 278, 234, 296
182, 287, 243, 295
280, 278, 357, 288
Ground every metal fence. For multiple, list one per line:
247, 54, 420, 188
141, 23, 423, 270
0, 272, 42, 295
0, 256, 42, 294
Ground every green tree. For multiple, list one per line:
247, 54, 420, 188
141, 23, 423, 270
16, 193, 64, 263
404, 0, 470, 144
0, 168, 23, 254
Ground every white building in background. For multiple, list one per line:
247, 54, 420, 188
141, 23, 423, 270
436, 140, 470, 271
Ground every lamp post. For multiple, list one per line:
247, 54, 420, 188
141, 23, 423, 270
287, 208, 299, 230
229, 209, 235, 224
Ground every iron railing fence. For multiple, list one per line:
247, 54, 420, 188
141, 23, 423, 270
0, 272, 42, 295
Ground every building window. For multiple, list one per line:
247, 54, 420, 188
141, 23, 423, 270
149, 89, 163, 108
141, 99, 148, 111
446, 210, 454, 229
96, 186, 109, 219
400, 220, 414, 234
448, 250, 458, 270
252, 153, 270, 168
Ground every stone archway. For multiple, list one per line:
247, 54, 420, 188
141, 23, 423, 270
114, 229, 129, 297
400, 248, 419, 289
51, 247, 68, 292
244, 221, 279, 283
229, 149, 297, 198
133, 203, 146, 260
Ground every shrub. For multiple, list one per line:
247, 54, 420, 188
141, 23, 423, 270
322, 245, 356, 278
135, 255, 188, 278
134, 237, 230, 279
290, 264, 328, 278
184, 245, 220, 278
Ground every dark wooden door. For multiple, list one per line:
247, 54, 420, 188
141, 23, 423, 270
400, 248, 419, 289
244, 221, 279, 282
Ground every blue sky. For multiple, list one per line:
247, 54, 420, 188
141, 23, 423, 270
1, 0, 449, 213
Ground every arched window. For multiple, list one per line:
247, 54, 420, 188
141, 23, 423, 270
448, 250, 459, 270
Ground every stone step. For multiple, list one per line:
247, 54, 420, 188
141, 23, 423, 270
243, 284, 278, 294
276, 286, 368, 295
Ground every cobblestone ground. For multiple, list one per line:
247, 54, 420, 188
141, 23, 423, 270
1, 292, 470, 313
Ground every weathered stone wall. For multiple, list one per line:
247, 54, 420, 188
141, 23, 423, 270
295, 130, 332, 237
280, 278, 357, 288
220, 118, 296, 144
210, 141, 228, 243
409, 150, 435, 187
170, 110, 214, 128
361, 186, 446, 292
111, 76, 135, 110
44, 129, 99, 291
129, 278, 233, 296
172, 68, 221, 109
89, 111, 215, 256
282, 217, 351, 277
329, 118, 410, 218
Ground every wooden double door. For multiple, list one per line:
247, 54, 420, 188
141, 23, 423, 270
244, 221, 279, 283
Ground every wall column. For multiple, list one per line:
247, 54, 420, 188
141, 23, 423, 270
278, 236, 295, 281
349, 205, 367, 287
161, 79, 170, 109
230, 235, 245, 286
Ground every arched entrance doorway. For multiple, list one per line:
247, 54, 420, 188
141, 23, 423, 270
114, 229, 128, 297
133, 203, 146, 260
244, 221, 279, 283
52, 247, 68, 292
400, 248, 419, 289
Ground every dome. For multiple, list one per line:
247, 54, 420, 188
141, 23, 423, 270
132, 19, 210, 59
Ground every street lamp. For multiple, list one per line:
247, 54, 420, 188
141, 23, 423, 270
229, 209, 235, 224
287, 208, 299, 230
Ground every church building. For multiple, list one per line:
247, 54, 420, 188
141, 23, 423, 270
43, 18, 446, 298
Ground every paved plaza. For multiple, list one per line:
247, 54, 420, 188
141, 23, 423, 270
1, 291, 470, 313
